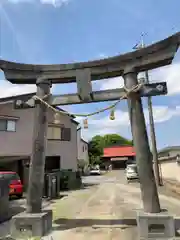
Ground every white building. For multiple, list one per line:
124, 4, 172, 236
77, 127, 89, 171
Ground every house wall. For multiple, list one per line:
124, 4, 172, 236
0, 103, 34, 156
158, 149, 180, 158
77, 130, 89, 164
160, 161, 180, 182
46, 111, 78, 171
0, 103, 78, 171
77, 128, 81, 160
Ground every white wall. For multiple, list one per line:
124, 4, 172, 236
77, 128, 89, 164
161, 161, 180, 182
77, 128, 81, 160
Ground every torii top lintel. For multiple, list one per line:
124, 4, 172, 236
0, 32, 180, 84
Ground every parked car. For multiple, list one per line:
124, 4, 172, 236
0, 171, 23, 198
125, 164, 139, 182
90, 166, 101, 175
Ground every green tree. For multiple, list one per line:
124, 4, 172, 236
77, 159, 87, 174
103, 134, 132, 147
88, 134, 132, 165
88, 135, 103, 165
77, 159, 86, 169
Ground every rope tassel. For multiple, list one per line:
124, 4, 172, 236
110, 109, 115, 120
83, 118, 88, 129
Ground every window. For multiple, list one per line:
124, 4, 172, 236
61, 127, 71, 141
0, 120, 6, 131
7, 120, 16, 131
47, 126, 61, 140
47, 126, 71, 141
0, 119, 16, 132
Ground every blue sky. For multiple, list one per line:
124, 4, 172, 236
0, 0, 180, 149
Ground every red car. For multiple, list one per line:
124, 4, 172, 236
0, 171, 23, 198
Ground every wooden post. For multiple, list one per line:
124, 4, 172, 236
26, 78, 51, 213
123, 70, 161, 213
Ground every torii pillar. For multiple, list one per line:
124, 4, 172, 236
123, 70, 176, 239
123, 70, 160, 213
27, 78, 51, 213
11, 78, 53, 239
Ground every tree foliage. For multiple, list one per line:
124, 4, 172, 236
77, 159, 86, 169
88, 134, 132, 165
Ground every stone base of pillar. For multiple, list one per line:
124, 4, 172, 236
136, 210, 175, 239
10, 210, 52, 239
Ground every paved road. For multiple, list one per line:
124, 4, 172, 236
82, 170, 139, 188
82, 175, 118, 184
1, 170, 180, 239
50, 171, 180, 239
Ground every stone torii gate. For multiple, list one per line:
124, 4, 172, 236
0, 32, 180, 239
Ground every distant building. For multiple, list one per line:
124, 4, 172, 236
158, 146, 180, 182
77, 127, 89, 171
102, 145, 136, 169
158, 146, 180, 159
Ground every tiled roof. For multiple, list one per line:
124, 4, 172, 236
103, 146, 136, 157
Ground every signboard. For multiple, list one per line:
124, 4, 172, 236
111, 157, 128, 161
140, 82, 167, 97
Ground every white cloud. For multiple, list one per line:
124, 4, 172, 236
0, 80, 36, 98
99, 77, 124, 91
154, 63, 180, 96
76, 105, 180, 140
40, 0, 69, 7
6, 0, 70, 7
144, 106, 180, 123
0, 79, 56, 98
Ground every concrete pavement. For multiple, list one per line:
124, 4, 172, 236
46, 171, 180, 239
1, 170, 180, 239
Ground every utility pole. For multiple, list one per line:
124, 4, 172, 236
135, 34, 162, 186
144, 70, 162, 186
